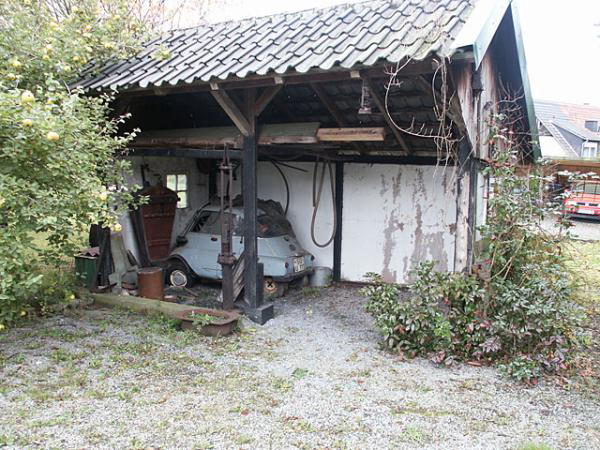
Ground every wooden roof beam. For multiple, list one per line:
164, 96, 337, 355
117, 60, 437, 98
414, 75, 465, 132
254, 85, 283, 117
310, 82, 366, 153
210, 90, 252, 136
361, 76, 411, 154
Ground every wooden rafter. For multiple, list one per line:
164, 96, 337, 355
361, 76, 411, 154
254, 85, 283, 116
310, 82, 365, 153
414, 75, 465, 132
210, 90, 252, 136
310, 83, 350, 126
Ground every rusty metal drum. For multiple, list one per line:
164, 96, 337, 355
137, 267, 164, 300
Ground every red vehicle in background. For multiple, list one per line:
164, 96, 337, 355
564, 180, 600, 219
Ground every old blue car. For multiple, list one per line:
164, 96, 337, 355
166, 203, 314, 297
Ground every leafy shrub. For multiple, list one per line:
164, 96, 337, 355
364, 116, 584, 382
0, 1, 147, 329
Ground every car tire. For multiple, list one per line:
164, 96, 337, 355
264, 277, 286, 298
166, 260, 195, 288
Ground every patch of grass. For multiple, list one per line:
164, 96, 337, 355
400, 426, 430, 444
50, 348, 88, 364
564, 239, 600, 395
393, 402, 453, 418
272, 377, 294, 392
234, 433, 254, 445
565, 240, 600, 312
39, 328, 94, 342
292, 368, 309, 379
517, 442, 553, 450
299, 287, 321, 299
347, 368, 370, 378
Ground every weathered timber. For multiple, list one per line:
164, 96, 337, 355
132, 123, 383, 148
116, 62, 436, 97
254, 85, 283, 116
361, 76, 411, 153
90, 291, 191, 318
316, 127, 385, 142
210, 90, 252, 136
311, 83, 365, 153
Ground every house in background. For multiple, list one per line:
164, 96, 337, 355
536, 99, 600, 184
536, 99, 600, 159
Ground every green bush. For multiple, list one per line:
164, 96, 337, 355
0, 1, 147, 329
364, 116, 584, 382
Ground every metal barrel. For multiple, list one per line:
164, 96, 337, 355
137, 267, 164, 300
310, 266, 333, 287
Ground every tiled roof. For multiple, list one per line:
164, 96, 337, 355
535, 100, 600, 157
76, 0, 474, 92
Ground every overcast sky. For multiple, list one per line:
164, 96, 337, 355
203, 0, 600, 107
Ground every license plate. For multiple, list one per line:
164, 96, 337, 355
293, 257, 305, 272
578, 209, 595, 215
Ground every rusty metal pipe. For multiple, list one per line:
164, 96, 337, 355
218, 147, 236, 310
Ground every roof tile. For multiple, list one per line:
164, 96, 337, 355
77, 0, 475, 91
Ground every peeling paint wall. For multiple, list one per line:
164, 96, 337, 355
341, 164, 457, 284
122, 157, 458, 284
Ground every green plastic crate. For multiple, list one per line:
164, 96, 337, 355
74, 254, 98, 288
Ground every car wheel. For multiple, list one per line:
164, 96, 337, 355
166, 260, 195, 288
264, 277, 286, 298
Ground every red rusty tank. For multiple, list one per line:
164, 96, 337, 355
134, 183, 178, 262
137, 267, 164, 300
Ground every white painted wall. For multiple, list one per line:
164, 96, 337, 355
232, 161, 335, 268
122, 156, 210, 248
341, 164, 457, 284
121, 157, 459, 284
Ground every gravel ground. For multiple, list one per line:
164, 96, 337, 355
543, 215, 600, 241
1, 286, 599, 449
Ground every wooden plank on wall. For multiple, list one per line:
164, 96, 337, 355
316, 127, 385, 142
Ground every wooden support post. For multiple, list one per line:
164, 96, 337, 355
333, 162, 344, 282
242, 117, 274, 324
242, 130, 258, 304
467, 157, 478, 268
454, 138, 473, 272
209, 87, 278, 324
361, 76, 411, 154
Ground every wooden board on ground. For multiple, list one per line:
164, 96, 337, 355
89, 291, 192, 319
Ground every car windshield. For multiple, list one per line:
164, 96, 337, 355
257, 214, 295, 238
193, 211, 243, 235
573, 182, 600, 195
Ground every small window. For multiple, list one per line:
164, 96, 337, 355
585, 120, 598, 132
582, 142, 598, 158
166, 174, 188, 208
